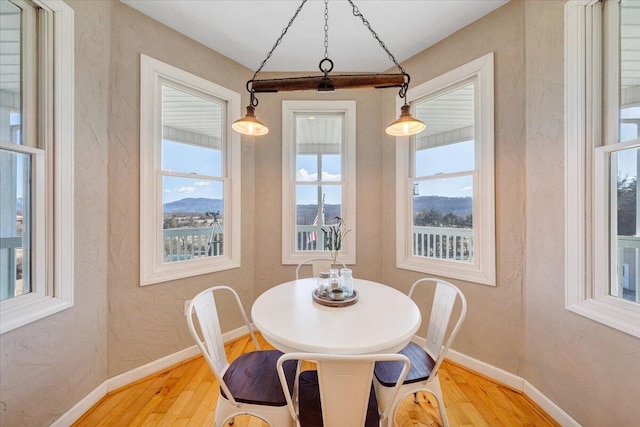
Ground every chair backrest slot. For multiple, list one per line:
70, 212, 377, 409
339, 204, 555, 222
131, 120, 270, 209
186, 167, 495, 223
425, 282, 457, 359
192, 292, 228, 375
295, 257, 348, 279
277, 352, 410, 427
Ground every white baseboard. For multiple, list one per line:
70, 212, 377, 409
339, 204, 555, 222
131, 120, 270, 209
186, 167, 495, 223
524, 381, 582, 427
446, 348, 525, 391
411, 336, 580, 427
50, 325, 250, 427
49, 383, 107, 427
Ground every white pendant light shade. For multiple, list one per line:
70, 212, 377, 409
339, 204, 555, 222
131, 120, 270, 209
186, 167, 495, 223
385, 104, 426, 136
232, 106, 269, 136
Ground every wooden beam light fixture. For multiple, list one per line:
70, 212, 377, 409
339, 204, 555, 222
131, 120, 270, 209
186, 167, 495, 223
232, 0, 425, 137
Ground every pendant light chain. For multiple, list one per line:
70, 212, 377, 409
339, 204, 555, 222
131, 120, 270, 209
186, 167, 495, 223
345, 0, 409, 98
251, 0, 309, 82
324, 0, 330, 59
234, 0, 425, 137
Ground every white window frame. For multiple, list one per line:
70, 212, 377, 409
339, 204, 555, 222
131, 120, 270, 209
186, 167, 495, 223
281, 100, 356, 265
565, 0, 640, 338
139, 55, 241, 286
0, 0, 74, 334
396, 53, 495, 286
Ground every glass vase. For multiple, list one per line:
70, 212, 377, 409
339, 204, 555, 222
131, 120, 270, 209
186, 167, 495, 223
329, 268, 340, 290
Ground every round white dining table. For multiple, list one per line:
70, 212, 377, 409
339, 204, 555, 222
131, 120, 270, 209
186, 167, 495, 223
251, 278, 421, 426
251, 278, 421, 355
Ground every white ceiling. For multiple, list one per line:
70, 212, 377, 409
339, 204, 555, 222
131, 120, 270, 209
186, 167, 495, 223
121, 0, 509, 73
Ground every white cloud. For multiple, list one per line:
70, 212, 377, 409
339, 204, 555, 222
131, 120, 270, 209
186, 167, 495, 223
194, 181, 210, 186
297, 168, 314, 180
164, 189, 172, 193
178, 186, 195, 194
296, 168, 341, 181
461, 186, 473, 191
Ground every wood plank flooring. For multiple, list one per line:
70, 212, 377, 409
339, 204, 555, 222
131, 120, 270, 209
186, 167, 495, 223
73, 334, 559, 427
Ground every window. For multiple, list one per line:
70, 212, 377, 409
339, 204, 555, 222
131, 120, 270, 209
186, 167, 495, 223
0, 0, 74, 334
566, 0, 640, 338
396, 53, 495, 285
282, 100, 356, 265
140, 55, 241, 285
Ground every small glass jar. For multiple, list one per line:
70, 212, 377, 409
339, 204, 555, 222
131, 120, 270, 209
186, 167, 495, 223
317, 271, 330, 294
340, 268, 353, 297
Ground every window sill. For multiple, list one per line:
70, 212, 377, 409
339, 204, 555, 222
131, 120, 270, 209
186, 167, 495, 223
567, 298, 640, 339
141, 257, 241, 286
397, 257, 495, 286
1, 295, 73, 334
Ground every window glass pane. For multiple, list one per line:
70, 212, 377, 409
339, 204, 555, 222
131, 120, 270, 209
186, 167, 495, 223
412, 175, 473, 263
613, 147, 639, 302
296, 154, 318, 182
296, 114, 342, 181
619, 0, 640, 143
162, 176, 223, 262
0, 149, 31, 300
0, 0, 21, 146
295, 185, 341, 252
415, 140, 474, 177
414, 83, 474, 177
161, 84, 223, 176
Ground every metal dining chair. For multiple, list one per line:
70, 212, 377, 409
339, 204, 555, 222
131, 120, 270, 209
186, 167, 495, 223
373, 278, 467, 427
295, 256, 347, 279
186, 286, 297, 427
277, 352, 411, 427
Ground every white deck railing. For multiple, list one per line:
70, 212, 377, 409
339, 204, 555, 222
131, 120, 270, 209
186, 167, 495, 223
412, 226, 473, 262
163, 227, 222, 262
294, 224, 474, 262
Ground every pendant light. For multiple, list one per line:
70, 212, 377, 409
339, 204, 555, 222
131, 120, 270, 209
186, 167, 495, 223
233, 0, 425, 138
385, 104, 426, 136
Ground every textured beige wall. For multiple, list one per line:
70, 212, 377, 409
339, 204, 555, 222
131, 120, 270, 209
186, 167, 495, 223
252, 85, 385, 297
0, 1, 111, 425
381, 0, 527, 372
5, 1, 640, 425
523, 1, 640, 425
107, 2, 255, 376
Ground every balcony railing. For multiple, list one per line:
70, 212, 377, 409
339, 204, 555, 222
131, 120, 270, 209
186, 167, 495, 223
296, 225, 325, 251
413, 226, 473, 262
163, 227, 222, 262
295, 224, 473, 262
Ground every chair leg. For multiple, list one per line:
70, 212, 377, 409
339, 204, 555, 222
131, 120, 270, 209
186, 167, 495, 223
228, 417, 234, 425
413, 392, 419, 404
428, 377, 449, 427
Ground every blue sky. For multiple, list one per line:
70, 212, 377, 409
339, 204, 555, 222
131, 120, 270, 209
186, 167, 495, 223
296, 154, 341, 205
162, 140, 222, 204
8, 108, 640, 204
414, 140, 475, 198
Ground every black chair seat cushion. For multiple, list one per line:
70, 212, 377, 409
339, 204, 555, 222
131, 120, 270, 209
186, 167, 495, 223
298, 370, 379, 427
222, 350, 297, 406
374, 342, 436, 387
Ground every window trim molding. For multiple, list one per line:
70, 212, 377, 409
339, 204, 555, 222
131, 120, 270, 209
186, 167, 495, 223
564, 0, 640, 339
0, 0, 74, 335
139, 55, 241, 286
281, 100, 357, 265
395, 52, 495, 286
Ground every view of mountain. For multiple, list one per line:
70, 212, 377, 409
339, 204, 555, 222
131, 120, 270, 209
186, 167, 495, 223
162, 196, 471, 220
413, 196, 472, 216
296, 204, 341, 225
163, 198, 223, 215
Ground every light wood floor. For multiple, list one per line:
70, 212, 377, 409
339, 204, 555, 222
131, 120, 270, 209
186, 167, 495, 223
73, 334, 559, 427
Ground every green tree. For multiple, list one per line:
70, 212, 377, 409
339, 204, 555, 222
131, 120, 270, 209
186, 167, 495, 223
617, 175, 636, 236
